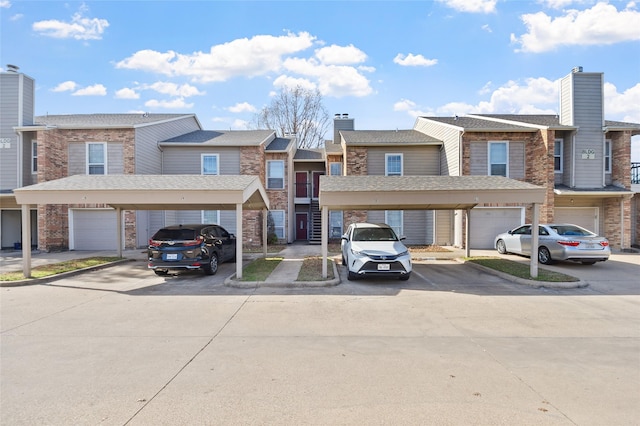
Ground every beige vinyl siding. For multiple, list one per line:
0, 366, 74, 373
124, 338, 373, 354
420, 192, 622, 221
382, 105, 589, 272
67, 142, 123, 175
367, 146, 440, 176
469, 141, 524, 179
434, 210, 452, 245
0, 75, 20, 190
367, 210, 432, 245
134, 116, 201, 175
559, 74, 574, 125
162, 146, 241, 174
414, 118, 460, 176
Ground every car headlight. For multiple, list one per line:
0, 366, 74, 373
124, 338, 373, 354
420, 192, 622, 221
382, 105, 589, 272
351, 248, 364, 256
398, 250, 408, 257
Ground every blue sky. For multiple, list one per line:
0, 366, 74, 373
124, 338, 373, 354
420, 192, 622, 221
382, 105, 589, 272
2, 0, 639, 159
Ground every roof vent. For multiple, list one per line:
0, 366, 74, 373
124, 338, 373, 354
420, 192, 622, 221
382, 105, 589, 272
342, 113, 349, 118
6, 64, 19, 73
572, 66, 583, 73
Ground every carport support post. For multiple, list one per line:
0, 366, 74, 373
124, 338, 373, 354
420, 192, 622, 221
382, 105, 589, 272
262, 208, 267, 257
321, 206, 328, 279
236, 203, 243, 280
116, 207, 123, 258
530, 203, 540, 279
465, 208, 471, 258
21, 203, 32, 278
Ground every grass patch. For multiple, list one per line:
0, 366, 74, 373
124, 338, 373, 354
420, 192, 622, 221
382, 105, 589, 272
0, 257, 122, 282
296, 257, 335, 281
243, 244, 287, 254
409, 245, 451, 253
241, 257, 283, 281
466, 257, 579, 282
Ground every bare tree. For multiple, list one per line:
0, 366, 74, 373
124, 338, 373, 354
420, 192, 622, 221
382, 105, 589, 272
252, 86, 330, 149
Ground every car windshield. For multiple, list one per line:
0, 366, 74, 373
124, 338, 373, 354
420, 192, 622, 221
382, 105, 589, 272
550, 225, 594, 237
353, 227, 398, 241
152, 228, 198, 241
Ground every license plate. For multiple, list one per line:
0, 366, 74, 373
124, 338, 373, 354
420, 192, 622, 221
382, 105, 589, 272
166, 253, 178, 260
377, 263, 390, 271
583, 244, 596, 249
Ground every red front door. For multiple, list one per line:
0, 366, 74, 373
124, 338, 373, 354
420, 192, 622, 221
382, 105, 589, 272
296, 213, 308, 240
296, 172, 308, 198
312, 171, 324, 198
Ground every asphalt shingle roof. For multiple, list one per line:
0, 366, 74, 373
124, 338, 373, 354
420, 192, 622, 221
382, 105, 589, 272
294, 149, 324, 160
265, 137, 293, 151
161, 130, 275, 146
340, 130, 441, 145
34, 113, 195, 128
421, 116, 536, 131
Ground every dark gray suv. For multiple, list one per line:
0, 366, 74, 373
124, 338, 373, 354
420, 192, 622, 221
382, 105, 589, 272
148, 224, 236, 276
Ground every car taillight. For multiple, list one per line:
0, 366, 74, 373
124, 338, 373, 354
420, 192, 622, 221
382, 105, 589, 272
183, 236, 204, 247
558, 240, 580, 247
599, 241, 609, 247
149, 239, 161, 247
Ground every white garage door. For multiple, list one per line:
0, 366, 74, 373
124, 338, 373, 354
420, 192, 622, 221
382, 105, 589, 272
470, 208, 523, 249
555, 207, 598, 234
71, 209, 118, 250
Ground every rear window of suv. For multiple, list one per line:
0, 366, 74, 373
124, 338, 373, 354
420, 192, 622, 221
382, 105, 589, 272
152, 228, 198, 241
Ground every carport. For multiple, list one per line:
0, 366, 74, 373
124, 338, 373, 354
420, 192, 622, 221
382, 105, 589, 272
319, 175, 547, 279
13, 174, 270, 279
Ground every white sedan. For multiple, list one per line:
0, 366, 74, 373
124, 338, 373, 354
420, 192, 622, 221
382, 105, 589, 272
494, 223, 610, 265
341, 222, 412, 280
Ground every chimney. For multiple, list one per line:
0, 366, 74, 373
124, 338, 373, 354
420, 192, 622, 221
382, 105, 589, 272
333, 113, 354, 144
6, 64, 19, 73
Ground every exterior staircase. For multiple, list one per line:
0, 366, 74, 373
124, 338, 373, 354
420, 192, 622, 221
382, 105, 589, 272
308, 199, 322, 244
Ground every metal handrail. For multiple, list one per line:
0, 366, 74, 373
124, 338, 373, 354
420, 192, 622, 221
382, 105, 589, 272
632, 162, 640, 184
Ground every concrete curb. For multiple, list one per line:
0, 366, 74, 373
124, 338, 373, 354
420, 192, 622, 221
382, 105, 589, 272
459, 258, 587, 289
224, 260, 341, 288
0, 258, 135, 287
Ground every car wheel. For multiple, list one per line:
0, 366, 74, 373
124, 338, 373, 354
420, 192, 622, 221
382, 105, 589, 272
538, 247, 553, 265
154, 269, 168, 276
581, 261, 596, 265
204, 253, 219, 275
399, 272, 411, 281
347, 270, 359, 281
496, 239, 507, 254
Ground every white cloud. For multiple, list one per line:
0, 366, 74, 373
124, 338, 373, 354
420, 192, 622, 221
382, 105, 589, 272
315, 44, 367, 65
72, 84, 107, 96
145, 98, 193, 109
0, 1, 11, 8
227, 102, 257, 113
146, 82, 204, 97
282, 58, 373, 98
52, 80, 77, 92
32, 4, 109, 40
437, 0, 497, 13
481, 24, 492, 33
393, 99, 433, 117
272, 75, 317, 91
10, 13, 22, 21
393, 53, 438, 67
116, 32, 316, 83
115, 87, 139, 99
512, 2, 640, 53
604, 82, 640, 123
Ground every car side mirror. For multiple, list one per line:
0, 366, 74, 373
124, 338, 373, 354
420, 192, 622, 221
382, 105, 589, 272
341, 235, 348, 241
399, 235, 406, 241
229, 233, 235, 239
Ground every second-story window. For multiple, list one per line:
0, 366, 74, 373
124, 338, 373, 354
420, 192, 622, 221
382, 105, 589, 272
329, 162, 342, 176
385, 154, 403, 176
604, 139, 611, 173
202, 154, 219, 175
488, 142, 508, 177
267, 160, 284, 189
554, 139, 563, 172
32, 141, 38, 173
87, 142, 106, 175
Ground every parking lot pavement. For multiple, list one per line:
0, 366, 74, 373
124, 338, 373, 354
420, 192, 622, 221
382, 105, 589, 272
1, 254, 639, 425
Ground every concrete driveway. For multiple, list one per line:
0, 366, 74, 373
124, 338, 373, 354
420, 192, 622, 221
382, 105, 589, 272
1, 254, 639, 425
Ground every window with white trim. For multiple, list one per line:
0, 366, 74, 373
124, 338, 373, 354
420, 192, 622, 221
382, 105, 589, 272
488, 142, 508, 177
329, 162, 342, 176
202, 154, 219, 175
267, 160, 284, 189
329, 210, 343, 238
270, 210, 285, 239
202, 210, 220, 224
385, 210, 403, 237
604, 139, 611, 173
87, 142, 106, 175
554, 139, 563, 172
385, 153, 403, 176
31, 141, 37, 173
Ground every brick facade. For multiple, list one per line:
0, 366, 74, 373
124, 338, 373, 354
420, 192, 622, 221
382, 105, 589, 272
36, 128, 137, 251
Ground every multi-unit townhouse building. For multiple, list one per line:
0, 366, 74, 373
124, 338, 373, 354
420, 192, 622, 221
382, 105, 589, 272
2, 66, 639, 252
